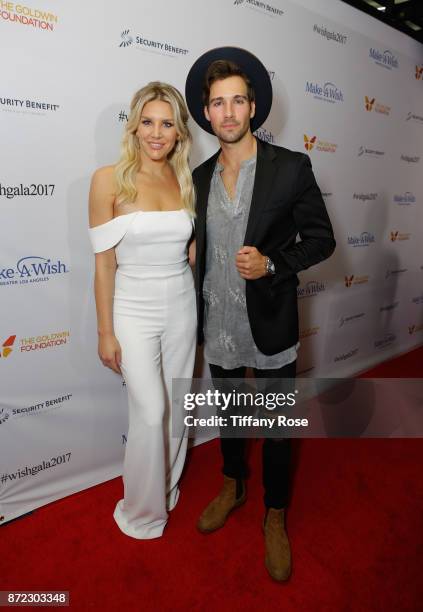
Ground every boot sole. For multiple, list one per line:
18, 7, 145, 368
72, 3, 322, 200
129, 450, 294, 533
197, 494, 247, 534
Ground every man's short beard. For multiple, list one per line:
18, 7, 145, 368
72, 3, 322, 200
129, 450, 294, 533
215, 122, 251, 144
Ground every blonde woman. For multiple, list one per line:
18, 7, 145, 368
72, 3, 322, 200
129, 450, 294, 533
88, 82, 196, 539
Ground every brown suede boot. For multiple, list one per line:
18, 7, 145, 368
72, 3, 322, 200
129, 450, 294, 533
197, 476, 246, 533
263, 508, 291, 581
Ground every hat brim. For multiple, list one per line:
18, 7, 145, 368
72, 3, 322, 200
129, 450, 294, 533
185, 46, 272, 135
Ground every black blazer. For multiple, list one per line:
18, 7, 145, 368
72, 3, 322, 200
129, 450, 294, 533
193, 138, 336, 355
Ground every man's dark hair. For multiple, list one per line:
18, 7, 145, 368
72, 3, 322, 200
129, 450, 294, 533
202, 60, 255, 106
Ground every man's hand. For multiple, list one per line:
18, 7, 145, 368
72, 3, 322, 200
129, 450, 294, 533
236, 246, 267, 280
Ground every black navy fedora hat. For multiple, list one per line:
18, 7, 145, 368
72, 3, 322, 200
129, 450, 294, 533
185, 46, 273, 135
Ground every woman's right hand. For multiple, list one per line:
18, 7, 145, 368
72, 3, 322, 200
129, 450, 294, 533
98, 332, 122, 374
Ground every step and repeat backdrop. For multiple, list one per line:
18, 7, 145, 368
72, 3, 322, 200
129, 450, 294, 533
1, 0, 422, 524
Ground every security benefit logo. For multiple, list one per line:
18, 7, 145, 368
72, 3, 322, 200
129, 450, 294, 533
118, 29, 189, 57
0, 255, 69, 287
0, 96, 60, 116
233, 0, 284, 18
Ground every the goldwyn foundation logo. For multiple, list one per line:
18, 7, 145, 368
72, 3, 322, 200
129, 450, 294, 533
408, 324, 423, 335
1, 331, 70, 359
344, 274, 369, 288
299, 326, 320, 339
364, 96, 390, 116
390, 231, 411, 242
20, 331, 70, 353
415, 65, 423, 80
118, 28, 189, 56
233, 0, 284, 18
365, 96, 374, 111
303, 134, 337, 153
0, 1, 58, 31
1, 335, 16, 358
304, 135, 316, 151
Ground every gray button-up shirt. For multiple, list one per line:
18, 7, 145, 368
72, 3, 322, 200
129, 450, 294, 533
203, 154, 298, 369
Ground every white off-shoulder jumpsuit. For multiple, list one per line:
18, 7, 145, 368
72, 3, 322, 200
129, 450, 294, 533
89, 210, 196, 538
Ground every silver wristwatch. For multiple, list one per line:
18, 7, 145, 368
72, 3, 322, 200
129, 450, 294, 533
266, 256, 276, 276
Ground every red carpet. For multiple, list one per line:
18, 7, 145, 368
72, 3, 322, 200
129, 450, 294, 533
1, 347, 422, 611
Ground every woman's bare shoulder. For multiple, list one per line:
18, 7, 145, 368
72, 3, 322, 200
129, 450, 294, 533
89, 166, 117, 226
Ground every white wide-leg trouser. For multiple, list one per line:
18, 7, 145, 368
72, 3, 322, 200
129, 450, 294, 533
112, 262, 196, 539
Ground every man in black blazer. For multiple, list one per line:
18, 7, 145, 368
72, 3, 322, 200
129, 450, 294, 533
185, 48, 335, 581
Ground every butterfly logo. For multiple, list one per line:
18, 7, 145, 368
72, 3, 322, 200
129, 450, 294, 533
365, 96, 375, 111
1, 335, 16, 358
344, 275, 354, 288
304, 134, 316, 151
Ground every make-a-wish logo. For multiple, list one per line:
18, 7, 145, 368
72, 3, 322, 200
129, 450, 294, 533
118, 29, 189, 56
297, 280, 326, 298
233, 0, 284, 17
364, 96, 390, 116
304, 134, 337, 153
406, 112, 423, 125
254, 127, 274, 143
305, 81, 344, 104
358, 146, 385, 158
347, 232, 375, 247
393, 192, 415, 205
0, 335, 16, 358
119, 29, 133, 47
415, 66, 423, 80
0, 256, 69, 287
369, 48, 399, 70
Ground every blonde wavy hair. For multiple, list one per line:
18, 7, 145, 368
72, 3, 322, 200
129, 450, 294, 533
115, 81, 195, 214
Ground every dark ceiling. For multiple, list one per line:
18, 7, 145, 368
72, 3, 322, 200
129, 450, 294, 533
340, 0, 423, 43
